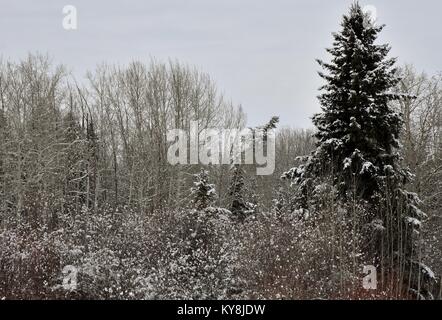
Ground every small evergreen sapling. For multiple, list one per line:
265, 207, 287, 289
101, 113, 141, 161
191, 169, 216, 210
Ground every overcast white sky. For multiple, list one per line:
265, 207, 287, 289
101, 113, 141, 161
0, 0, 441, 127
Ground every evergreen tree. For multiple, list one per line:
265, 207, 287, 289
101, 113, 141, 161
228, 165, 258, 221
191, 169, 216, 210
228, 165, 248, 219
283, 2, 435, 298
259, 116, 280, 133
285, 3, 406, 200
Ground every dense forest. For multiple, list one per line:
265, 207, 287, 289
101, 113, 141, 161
0, 3, 441, 299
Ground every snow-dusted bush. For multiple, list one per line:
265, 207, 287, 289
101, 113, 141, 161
0, 205, 242, 299
142, 207, 241, 299
0, 187, 437, 300
0, 224, 66, 299
235, 196, 366, 299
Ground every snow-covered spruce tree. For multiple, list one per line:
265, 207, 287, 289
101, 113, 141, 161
283, 3, 436, 298
228, 165, 247, 216
191, 169, 216, 210
260, 116, 280, 133
228, 165, 256, 221
225, 117, 279, 220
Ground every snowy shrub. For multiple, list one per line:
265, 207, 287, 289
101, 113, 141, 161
142, 207, 241, 299
0, 224, 66, 299
235, 202, 365, 299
